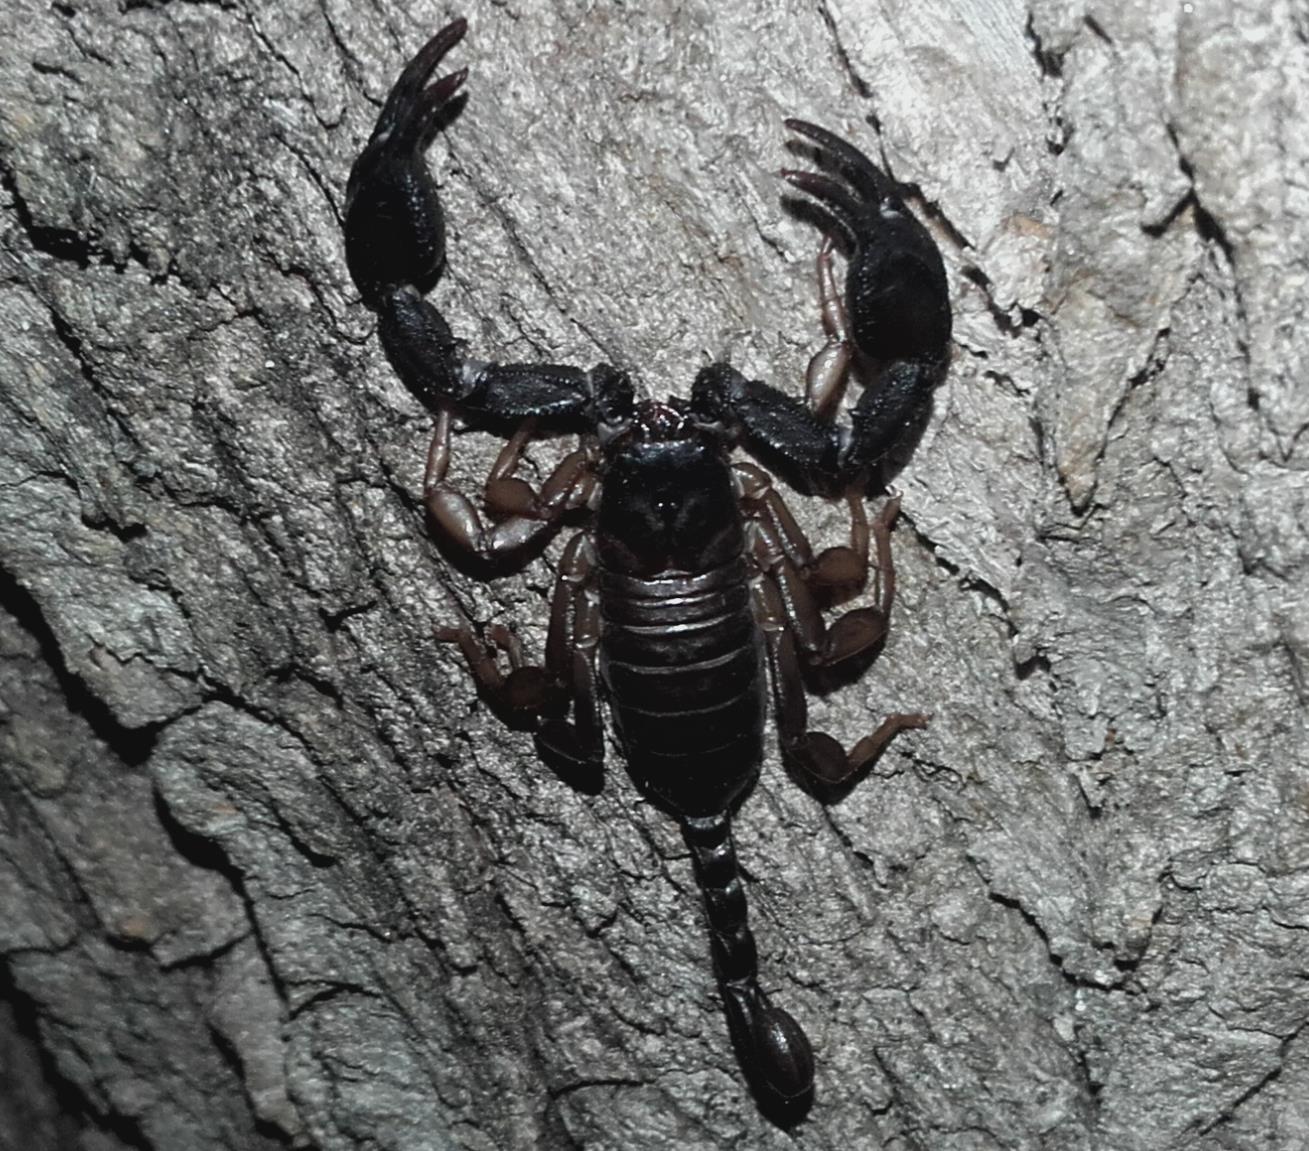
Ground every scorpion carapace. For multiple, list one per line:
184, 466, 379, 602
343, 17, 951, 1121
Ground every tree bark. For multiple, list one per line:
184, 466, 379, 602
2, 1, 1306, 1148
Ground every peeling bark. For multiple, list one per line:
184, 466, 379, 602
2, 1, 1307, 1148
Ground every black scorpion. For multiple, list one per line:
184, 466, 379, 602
344, 18, 951, 1118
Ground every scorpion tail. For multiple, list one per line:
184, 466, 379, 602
681, 813, 815, 1113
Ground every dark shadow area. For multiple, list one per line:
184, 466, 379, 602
0, 566, 159, 767
0, 969, 151, 1150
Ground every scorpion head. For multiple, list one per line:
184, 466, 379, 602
596, 394, 728, 458
594, 399, 742, 575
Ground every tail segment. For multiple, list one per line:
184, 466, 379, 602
681, 813, 815, 1108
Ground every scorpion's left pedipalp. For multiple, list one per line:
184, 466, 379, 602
694, 119, 951, 495
782, 117, 899, 221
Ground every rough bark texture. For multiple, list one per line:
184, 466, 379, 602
2, 1, 1306, 1148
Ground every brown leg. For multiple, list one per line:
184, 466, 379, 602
436, 530, 605, 790
805, 236, 854, 420
752, 569, 926, 796
535, 533, 605, 790
735, 461, 870, 601
425, 410, 597, 565
738, 461, 906, 665
432, 620, 562, 719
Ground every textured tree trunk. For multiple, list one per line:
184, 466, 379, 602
2, 1, 1306, 1148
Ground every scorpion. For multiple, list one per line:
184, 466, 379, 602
344, 18, 950, 1119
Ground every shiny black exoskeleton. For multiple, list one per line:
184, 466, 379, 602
344, 18, 951, 1121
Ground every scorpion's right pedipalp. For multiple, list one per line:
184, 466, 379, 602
344, 20, 630, 434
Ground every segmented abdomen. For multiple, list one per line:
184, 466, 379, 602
598, 556, 765, 818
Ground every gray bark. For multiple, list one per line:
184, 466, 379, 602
2, 1, 1306, 1148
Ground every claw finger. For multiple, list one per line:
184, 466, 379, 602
375, 17, 469, 140
398, 65, 468, 150
780, 168, 861, 244
345, 25, 470, 306
784, 117, 894, 204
